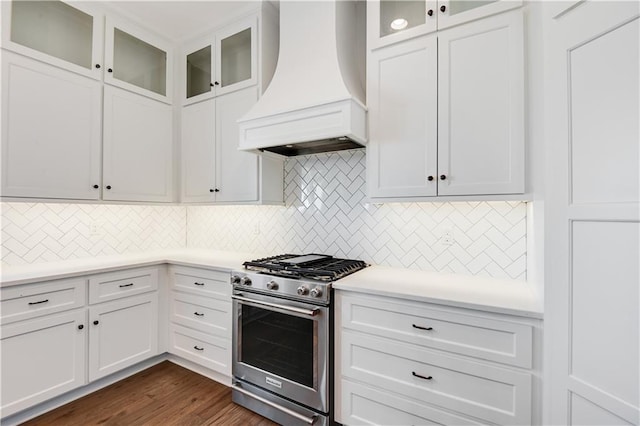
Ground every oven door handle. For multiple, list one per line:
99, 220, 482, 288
232, 384, 318, 425
232, 295, 320, 317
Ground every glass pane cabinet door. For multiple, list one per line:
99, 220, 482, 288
6, 0, 102, 78
220, 28, 251, 88
215, 16, 257, 96
448, 0, 496, 16
186, 45, 212, 99
379, 0, 426, 38
113, 28, 167, 97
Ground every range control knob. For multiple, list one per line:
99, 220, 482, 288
266, 280, 279, 290
231, 275, 241, 284
240, 276, 252, 286
297, 285, 309, 296
310, 287, 323, 298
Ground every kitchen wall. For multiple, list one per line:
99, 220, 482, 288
187, 151, 527, 280
0, 203, 185, 266
0, 151, 526, 280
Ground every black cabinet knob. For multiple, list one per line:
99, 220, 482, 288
214, 81, 220, 86
95, 64, 101, 69
214, 188, 220, 192
427, 176, 434, 181
78, 324, 84, 330
108, 68, 113, 73
93, 320, 99, 325
440, 175, 447, 180
210, 83, 214, 87
209, 189, 215, 193
106, 185, 112, 190
93, 184, 99, 189
440, 5, 446, 12
427, 9, 434, 16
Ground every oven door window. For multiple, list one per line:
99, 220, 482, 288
240, 304, 315, 388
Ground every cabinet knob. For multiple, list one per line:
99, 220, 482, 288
108, 68, 113, 73
214, 188, 220, 192
209, 189, 215, 193
95, 64, 101, 69
106, 185, 112, 190
412, 371, 433, 381
78, 324, 84, 330
427, 9, 434, 16
93, 320, 99, 325
440, 175, 447, 181
440, 5, 446, 13
210, 83, 214, 87
427, 176, 434, 182
214, 81, 220, 86
93, 184, 99, 189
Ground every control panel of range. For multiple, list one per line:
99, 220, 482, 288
231, 271, 330, 304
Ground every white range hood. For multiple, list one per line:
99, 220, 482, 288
238, 0, 366, 157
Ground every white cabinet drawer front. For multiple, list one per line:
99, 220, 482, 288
342, 294, 532, 368
341, 379, 484, 426
1, 310, 86, 417
169, 266, 231, 300
88, 267, 158, 304
170, 292, 231, 338
169, 323, 230, 376
0, 278, 86, 324
342, 331, 532, 425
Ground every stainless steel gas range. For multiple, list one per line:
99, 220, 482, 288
231, 254, 368, 426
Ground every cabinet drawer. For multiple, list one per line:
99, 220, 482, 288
170, 292, 231, 338
169, 323, 230, 376
341, 293, 532, 368
341, 330, 532, 425
88, 267, 158, 304
340, 379, 484, 426
169, 266, 230, 300
1, 278, 86, 324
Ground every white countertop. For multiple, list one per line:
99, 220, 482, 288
0, 250, 542, 318
334, 266, 542, 318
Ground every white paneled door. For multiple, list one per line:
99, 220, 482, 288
545, 1, 639, 425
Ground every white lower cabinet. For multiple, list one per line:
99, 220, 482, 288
88, 292, 159, 381
168, 266, 231, 377
337, 291, 537, 425
0, 309, 87, 417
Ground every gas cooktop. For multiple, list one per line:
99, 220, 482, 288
243, 253, 368, 282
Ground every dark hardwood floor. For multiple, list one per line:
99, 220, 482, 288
22, 362, 277, 426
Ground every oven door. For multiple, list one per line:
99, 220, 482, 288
232, 290, 329, 413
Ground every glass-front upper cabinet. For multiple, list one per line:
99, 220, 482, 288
369, 0, 521, 49
1, 0, 104, 79
182, 15, 257, 105
104, 17, 173, 103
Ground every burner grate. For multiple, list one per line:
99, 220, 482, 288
243, 254, 368, 281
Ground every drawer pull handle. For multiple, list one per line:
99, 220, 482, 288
412, 324, 433, 331
412, 371, 433, 381
194, 312, 204, 316
194, 282, 205, 286
119, 283, 134, 288
194, 345, 204, 351
28, 299, 49, 305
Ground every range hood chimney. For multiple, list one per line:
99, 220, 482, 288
238, 0, 366, 157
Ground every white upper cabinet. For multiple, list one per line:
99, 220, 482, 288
369, 0, 521, 49
1, 0, 104, 80
1, 52, 102, 200
367, 36, 438, 198
437, 10, 524, 196
182, 15, 257, 105
103, 86, 173, 202
104, 16, 173, 103
368, 8, 524, 200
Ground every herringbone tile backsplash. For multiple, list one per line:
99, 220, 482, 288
1, 151, 526, 279
188, 150, 527, 280
1, 203, 186, 266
